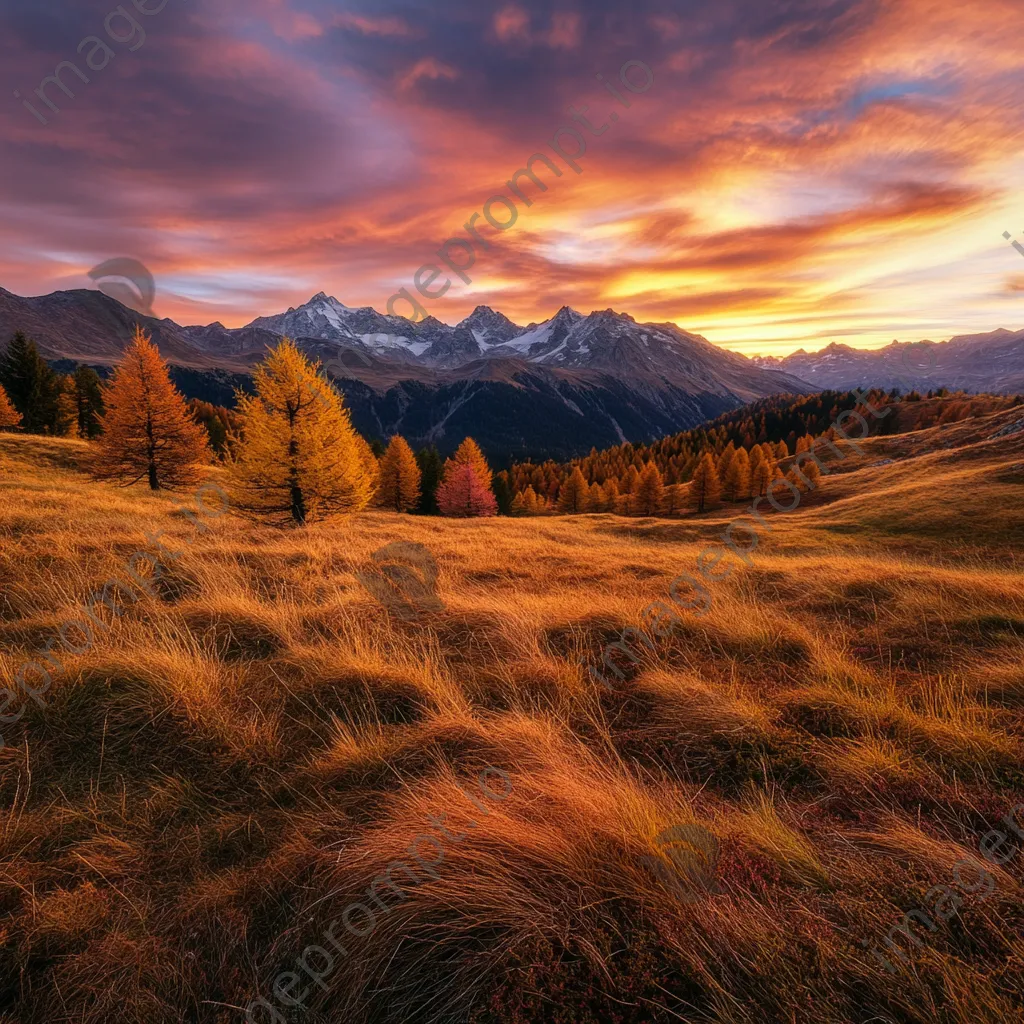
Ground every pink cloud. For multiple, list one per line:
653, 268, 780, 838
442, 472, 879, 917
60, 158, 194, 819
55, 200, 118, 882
396, 58, 460, 95
333, 13, 413, 37
493, 5, 531, 43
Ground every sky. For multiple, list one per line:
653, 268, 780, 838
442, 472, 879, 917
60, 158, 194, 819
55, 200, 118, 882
1, 0, 1023, 356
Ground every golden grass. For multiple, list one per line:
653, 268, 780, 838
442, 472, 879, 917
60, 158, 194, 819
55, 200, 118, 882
0, 401, 1023, 1023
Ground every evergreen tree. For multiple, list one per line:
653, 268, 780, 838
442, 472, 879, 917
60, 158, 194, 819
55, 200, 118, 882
72, 366, 105, 438
224, 338, 373, 524
557, 467, 590, 513
415, 445, 443, 515
0, 332, 58, 433
688, 452, 721, 513
0, 382, 21, 429
376, 435, 421, 512
492, 472, 514, 515
633, 462, 665, 516
437, 463, 498, 517
93, 326, 210, 490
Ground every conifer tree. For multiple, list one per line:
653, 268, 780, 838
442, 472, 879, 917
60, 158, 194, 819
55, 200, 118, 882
376, 435, 421, 512
54, 375, 79, 437
436, 437, 497, 514
225, 338, 373, 524
688, 451, 721, 513
93, 326, 210, 490
511, 485, 540, 515
751, 444, 776, 496
416, 445, 443, 514
0, 383, 21, 430
448, 437, 493, 493
601, 477, 620, 512
437, 462, 498, 517
723, 446, 750, 502
717, 442, 736, 482
587, 481, 603, 511
633, 461, 665, 516
0, 331, 58, 433
557, 467, 590, 513
663, 483, 686, 516
72, 366, 105, 438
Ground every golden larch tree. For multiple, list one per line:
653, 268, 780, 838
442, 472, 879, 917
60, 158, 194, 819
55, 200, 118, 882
633, 461, 665, 516
662, 482, 686, 516
0, 383, 21, 429
557, 467, 590, 513
225, 338, 374, 526
688, 451, 721, 513
723, 446, 750, 502
376, 435, 421, 512
93, 326, 210, 490
587, 481, 603, 511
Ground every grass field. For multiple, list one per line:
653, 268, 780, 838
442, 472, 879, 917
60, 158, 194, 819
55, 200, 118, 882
1, 400, 1023, 1024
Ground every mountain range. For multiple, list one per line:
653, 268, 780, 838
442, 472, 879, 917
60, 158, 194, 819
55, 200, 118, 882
0, 286, 812, 462
753, 331, 1024, 395
2, 284, 1020, 462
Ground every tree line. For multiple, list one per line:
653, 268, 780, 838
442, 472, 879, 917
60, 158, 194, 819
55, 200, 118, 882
0, 328, 501, 526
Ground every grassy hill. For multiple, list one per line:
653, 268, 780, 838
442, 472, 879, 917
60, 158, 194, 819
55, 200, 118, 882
0, 401, 1023, 1023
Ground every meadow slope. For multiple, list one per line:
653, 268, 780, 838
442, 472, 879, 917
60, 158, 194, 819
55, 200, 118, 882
1, 403, 1023, 1024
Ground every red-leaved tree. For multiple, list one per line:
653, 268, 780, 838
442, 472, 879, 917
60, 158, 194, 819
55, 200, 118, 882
436, 462, 498, 517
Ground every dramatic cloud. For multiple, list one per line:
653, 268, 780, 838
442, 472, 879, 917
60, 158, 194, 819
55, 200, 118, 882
1, 0, 1022, 354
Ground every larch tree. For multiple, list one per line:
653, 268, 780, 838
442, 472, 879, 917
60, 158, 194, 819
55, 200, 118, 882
662, 482, 686, 516
225, 338, 374, 525
437, 462, 498, 517
448, 437, 493, 492
511, 485, 540, 515
587, 481, 604, 511
54, 375, 79, 437
601, 477, 620, 512
633, 462, 665, 516
557, 467, 590, 513
376, 435, 421, 512
723, 446, 750, 502
0, 382, 21, 429
93, 326, 210, 490
688, 451, 721, 513
750, 444, 776, 496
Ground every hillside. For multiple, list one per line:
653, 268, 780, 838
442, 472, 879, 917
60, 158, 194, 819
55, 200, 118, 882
503, 389, 1021, 505
0, 404, 1022, 1023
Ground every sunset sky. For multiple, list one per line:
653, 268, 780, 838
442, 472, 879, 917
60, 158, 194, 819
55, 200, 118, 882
2, 0, 1023, 355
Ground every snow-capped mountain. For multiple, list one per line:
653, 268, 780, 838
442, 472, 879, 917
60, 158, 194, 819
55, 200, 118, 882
235, 294, 811, 399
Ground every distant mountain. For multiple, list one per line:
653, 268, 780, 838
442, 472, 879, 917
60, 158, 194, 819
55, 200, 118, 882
0, 284, 812, 462
753, 330, 1024, 394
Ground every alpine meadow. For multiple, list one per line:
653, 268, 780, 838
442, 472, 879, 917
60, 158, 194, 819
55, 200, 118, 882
2, 2, 1024, 1023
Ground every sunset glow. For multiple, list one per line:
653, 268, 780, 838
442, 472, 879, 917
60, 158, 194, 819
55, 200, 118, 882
2, 0, 1023, 354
